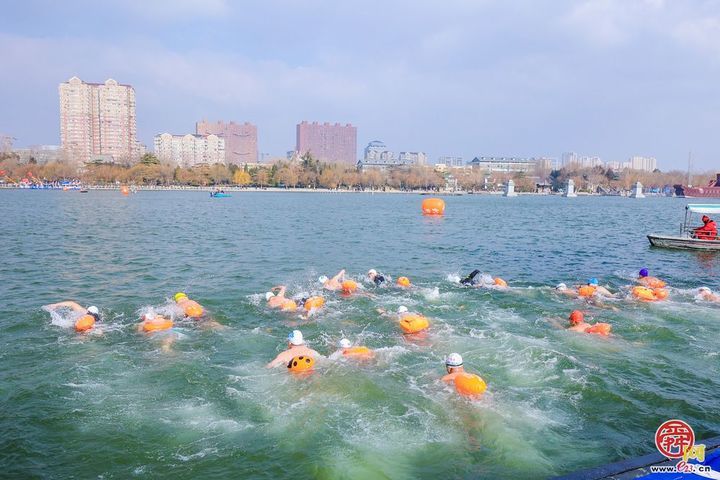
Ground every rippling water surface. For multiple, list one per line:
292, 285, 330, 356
2, 190, 719, 479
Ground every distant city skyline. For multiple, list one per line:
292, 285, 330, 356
2, 1, 720, 170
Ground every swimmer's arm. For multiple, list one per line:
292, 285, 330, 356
45, 301, 85, 312
332, 270, 345, 282
266, 355, 286, 368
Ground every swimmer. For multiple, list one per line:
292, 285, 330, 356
554, 283, 579, 298
137, 311, 173, 333
442, 353, 487, 397
266, 330, 323, 368
329, 338, 374, 360
43, 300, 101, 333
321, 269, 346, 291
367, 269, 387, 286
174, 292, 204, 318
637, 268, 667, 289
266, 286, 290, 309
460, 270, 507, 289
441, 353, 466, 383
566, 310, 612, 336
585, 278, 615, 297
697, 287, 720, 302
173, 292, 224, 328
396, 305, 430, 334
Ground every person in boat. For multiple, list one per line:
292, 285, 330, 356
693, 215, 717, 240
320, 269, 346, 291
266, 330, 323, 368
367, 269, 387, 286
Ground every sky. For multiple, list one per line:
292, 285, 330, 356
0, 0, 719, 170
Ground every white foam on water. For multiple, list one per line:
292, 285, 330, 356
176, 447, 218, 462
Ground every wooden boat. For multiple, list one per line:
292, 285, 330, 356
647, 204, 720, 250
674, 173, 720, 198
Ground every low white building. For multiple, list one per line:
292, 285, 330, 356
154, 133, 225, 167
398, 151, 427, 166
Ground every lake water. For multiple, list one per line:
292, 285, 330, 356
1, 190, 719, 479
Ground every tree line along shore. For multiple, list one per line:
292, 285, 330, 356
0, 152, 711, 193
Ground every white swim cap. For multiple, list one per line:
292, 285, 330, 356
338, 338, 352, 349
144, 312, 156, 321
265, 292, 275, 300
87, 306, 99, 315
699, 287, 712, 293
368, 269, 377, 276
555, 283, 567, 291
398, 305, 409, 314
319, 275, 329, 284
288, 330, 304, 345
480, 273, 494, 285
446, 353, 463, 367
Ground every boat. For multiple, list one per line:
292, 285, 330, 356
553, 435, 720, 479
674, 173, 720, 198
79, 189, 89, 193
210, 192, 231, 198
647, 204, 720, 250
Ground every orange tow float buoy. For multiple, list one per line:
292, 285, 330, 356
288, 355, 315, 373
304, 296, 325, 311
396, 276, 411, 288
342, 346, 374, 359
280, 299, 298, 312
421, 198, 445, 216
494, 278, 508, 288
577, 285, 597, 297
74, 314, 96, 333
585, 323, 612, 336
399, 314, 430, 334
142, 317, 173, 332
632, 286, 668, 302
341, 280, 359, 295
454, 373, 487, 397
120, 185, 130, 195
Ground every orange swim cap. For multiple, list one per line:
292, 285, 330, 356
341, 280, 358, 294
75, 314, 95, 333
569, 310, 584, 325
287, 355, 315, 372
397, 276, 411, 287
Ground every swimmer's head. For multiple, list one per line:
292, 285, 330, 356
587, 278, 599, 286
174, 292, 188, 302
318, 275, 329, 284
397, 305, 409, 314
445, 352, 463, 367
87, 305, 100, 320
338, 338, 352, 349
639, 268, 649, 278
569, 310, 584, 325
144, 312, 156, 321
699, 286, 712, 294
367, 269, 377, 278
555, 283, 567, 291
288, 330, 304, 346
265, 292, 275, 301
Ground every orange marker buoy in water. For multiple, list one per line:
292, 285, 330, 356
75, 314, 95, 333
120, 185, 130, 195
454, 373, 487, 397
422, 198, 445, 216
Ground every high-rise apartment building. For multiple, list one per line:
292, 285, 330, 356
296, 121, 357, 164
628, 156, 657, 172
59, 77, 139, 163
438, 156, 464, 167
195, 120, 257, 165
398, 152, 427, 166
154, 133, 225, 167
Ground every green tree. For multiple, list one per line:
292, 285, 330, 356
140, 153, 160, 165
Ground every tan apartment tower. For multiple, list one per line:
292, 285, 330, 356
59, 76, 140, 164
196, 120, 257, 165
296, 121, 357, 164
